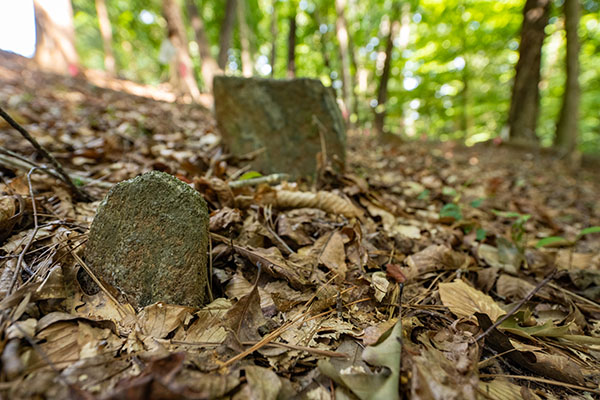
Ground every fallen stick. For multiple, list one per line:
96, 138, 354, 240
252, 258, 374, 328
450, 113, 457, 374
0, 105, 93, 201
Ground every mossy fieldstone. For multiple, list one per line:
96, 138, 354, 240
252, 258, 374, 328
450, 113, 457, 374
85, 171, 209, 309
213, 76, 346, 180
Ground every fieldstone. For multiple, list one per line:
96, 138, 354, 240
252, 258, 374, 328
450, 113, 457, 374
85, 171, 209, 309
213, 76, 346, 180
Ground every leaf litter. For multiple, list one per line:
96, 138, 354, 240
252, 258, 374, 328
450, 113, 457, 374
1, 53, 600, 399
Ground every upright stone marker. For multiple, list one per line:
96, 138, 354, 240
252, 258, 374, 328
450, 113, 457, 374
213, 76, 346, 180
85, 171, 209, 309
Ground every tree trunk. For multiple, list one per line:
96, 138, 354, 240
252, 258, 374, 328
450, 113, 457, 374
287, 14, 296, 78
555, 0, 580, 154
335, 0, 352, 123
218, 0, 237, 70
270, 0, 277, 78
163, 0, 201, 101
95, 0, 115, 75
237, 0, 253, 77
374, 6, 400, 138
186, 0, 219, 91
507, 0, 550, 142
33, 0, 79, 75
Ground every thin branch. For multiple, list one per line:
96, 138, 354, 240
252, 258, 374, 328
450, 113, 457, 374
474, 268, 556, 342
228, 173, 290, 189
0, 105, 93, 202
8, 168, 39, 294
0, 152, 113, 189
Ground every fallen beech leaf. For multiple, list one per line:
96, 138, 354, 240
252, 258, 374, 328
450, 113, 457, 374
318, 231, 348, 279
439, 279, 505, 322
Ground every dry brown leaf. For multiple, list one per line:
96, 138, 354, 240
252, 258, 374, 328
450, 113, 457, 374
404, 245, 468, 281
224, 282, 267, 342
0, 195, 18, 241
478, 378, 542, 400
371, 271, 390, 302
439, 279, 505, 322
210, 206, 242, 231
176, 298, 231, 343
318, 231, 348, 279
137, 302, 194, 339
496, 274, 536, 301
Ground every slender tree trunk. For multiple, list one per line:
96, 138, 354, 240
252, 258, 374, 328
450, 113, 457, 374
555, 0, 580, 154
507, 0, 550, 142
347, 0, 360, 124
287, 14, 296, 78
312, 9, 332, 78
374, 6, 400, 138
218, 0, 237, 70
335, 0, 352, 123
270, 0, 277, 78
95, 0, 115, 75
163, 0, 201, 101
186, 0, 219, 91
237, 0, 253, 77
33, 0, 79, 75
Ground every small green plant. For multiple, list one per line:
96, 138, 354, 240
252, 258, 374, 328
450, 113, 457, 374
237, 171, 263, 181
492, 210, 531, 250
536, 226, 600, 248
440, 203, 463, 221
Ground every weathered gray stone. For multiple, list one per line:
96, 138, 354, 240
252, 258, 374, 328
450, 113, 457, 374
85, 171, 209, 309
213, 76, 346, 180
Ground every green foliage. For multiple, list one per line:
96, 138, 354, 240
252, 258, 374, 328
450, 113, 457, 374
70, 0, 600, 154
535, 226, 600, 248
440, 203, 462, 221
237, 171, 263, 180
492, 210, 531, 248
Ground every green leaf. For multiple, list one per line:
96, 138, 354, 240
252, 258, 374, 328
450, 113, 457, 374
577, 226, 600, 238
476, 228, 487, 241
237, 171, 263, 181
440, 203, 462, 221
535, 236, 569, 248
492, 210, 522, 219
470, 198, 484, 208
417, 189, 430, 200
442, 187, 457, 197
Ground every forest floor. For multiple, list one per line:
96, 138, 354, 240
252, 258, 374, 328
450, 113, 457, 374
1, 51, 600, 399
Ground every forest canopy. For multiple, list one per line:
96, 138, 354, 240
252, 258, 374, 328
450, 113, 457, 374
48, 0, 600, 154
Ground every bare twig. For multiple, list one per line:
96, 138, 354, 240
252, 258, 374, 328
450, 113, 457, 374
172, 339, 348, 358
474, 269, 556, 342
228, 173, 290, 189
0, 105, 93, 201
0, 152, 113, 189
8, 168, 39, 294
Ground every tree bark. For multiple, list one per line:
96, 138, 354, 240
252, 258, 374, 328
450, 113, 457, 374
163, 0, 201, 101
287, 14, 296, 78
507, 0, 550, 142
555, 0, 580, 154
335, 0, 352, 123
218, 0, 237, 70
374, 6, 400, 138
95, 0, 115, 75
33, 0, 79, 75
186, 0, 220, 91
237, 0, 253, 77
270, 0, 277, 78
